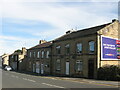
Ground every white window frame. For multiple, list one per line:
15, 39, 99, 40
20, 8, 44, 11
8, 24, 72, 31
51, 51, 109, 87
12, 55, 14, 58
41, 51, 44, 58
46, 51, 49, 58
65, 44, 70, 54
56, 59, 60, 71
15, 55, 17, 61
37, 51, 40, 58
29, 52, 31, 57
33, 52, 36, 57
89, 41, 95, 53
56, 46, 61, 54
56, 46, 60, 49
77, 43, 82, 53
76, 60, 83, 72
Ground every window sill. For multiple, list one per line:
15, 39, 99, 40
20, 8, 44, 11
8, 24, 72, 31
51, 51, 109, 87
56, 70, 61, 71
89, 53, 95, 55
76, 53, 82, 55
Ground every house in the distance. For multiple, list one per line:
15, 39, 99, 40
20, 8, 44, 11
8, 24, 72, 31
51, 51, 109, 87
1, 53, 9, 68
9, 47, 27, 71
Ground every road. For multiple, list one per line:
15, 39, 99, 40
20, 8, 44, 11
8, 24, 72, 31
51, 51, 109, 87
2, 70, 119, 89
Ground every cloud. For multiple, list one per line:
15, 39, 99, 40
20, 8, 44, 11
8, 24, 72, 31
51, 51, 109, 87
0, 35, 40, 55
1, 1, 118, 55
2, 2, 117, 29
2, 0, 120, 2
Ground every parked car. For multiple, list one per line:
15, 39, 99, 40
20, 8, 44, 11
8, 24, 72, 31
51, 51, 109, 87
4, 66, 12, 71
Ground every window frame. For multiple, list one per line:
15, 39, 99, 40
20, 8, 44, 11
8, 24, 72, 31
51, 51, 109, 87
56, 46, 61, 54
29, 52, 32, 57
75, 60, 83, 72
65, 44, 70, 54
33, 52, 36, 58
76, 43, 82, 54
41, 51, 44, 58
46, 51, 49, 58
37, 51, 40, 58
56, 59, 61, 71
89, 41, 95, 54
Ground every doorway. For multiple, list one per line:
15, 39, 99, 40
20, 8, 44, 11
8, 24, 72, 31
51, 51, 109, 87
41, 64, 44, 74
36, 62, 40, 74
33, 64, 35, 72
65, 61, 70, 75
88, 60, 94, 78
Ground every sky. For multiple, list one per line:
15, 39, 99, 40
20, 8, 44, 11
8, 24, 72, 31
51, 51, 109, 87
0, 0, 119, 55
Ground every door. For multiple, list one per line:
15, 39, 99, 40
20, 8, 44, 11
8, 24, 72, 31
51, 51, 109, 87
36, 62, 40, 73
41, 64, 44, 74
88, 60, 94, 78
66, 61, 70, 75
33, 64, 35, 72
12, 62, 17, 70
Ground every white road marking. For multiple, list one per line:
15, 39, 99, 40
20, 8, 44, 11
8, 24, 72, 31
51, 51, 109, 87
23, 78, 36, 82
50, 78, 58, 80
42, 83, 65, 88
11, 75, 19, 78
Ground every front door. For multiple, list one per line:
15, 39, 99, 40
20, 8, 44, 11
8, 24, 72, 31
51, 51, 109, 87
88, 60, 94, 78
41, 64, 44, 74
66, 61, 70, 75
33, 64, 35, 72
36, 62, 40, 73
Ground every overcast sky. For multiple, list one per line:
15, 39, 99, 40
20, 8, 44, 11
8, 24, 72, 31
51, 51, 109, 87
0, 0, 119, 55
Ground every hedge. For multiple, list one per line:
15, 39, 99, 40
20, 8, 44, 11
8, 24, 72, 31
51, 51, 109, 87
97, 65, 120, 81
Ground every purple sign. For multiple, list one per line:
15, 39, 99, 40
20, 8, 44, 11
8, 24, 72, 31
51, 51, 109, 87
101, 36, 118, 60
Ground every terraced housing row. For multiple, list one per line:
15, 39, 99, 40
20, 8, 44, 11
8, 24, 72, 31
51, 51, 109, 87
2, 19, 120, 79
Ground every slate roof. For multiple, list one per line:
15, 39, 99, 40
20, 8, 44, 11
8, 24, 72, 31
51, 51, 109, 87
54, 22, 111, 42
29, 41, 52, 50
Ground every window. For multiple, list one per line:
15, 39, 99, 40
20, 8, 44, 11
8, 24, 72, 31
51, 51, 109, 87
89, 41, 95, 53
29, 52, 31, 57
29, 62, 31, 69
76, 60, 83, 71
77, 43, 82, 53
12, 55, 14, 58
41, 51, 44, 58
65, 44, 70, 54
56, 46, 61, 54
46, 51, 49, 58
15, 55, 18, 61
33, 52, 36, 57
56, 59, 60, 71
37, 51, 40, 58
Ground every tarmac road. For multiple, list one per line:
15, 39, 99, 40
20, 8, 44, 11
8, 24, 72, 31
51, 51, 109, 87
2, 70, 118, 89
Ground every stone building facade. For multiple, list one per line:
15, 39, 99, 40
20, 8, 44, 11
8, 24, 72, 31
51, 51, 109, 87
51, 19, 120, 78
17, 19, 119, 79
1, 53, 9, 68
26, 40, 52, 75
9, 47, 27, 71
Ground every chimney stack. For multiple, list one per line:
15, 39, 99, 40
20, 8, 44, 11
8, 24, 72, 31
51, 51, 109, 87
112, 19, 117, 22
39, 40, 47, 44
22, 47, 26, 55
66, 29, 76, 34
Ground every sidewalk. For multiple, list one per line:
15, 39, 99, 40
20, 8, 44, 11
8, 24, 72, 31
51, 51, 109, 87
40, 76, 119, 87
16, 70, 119, 87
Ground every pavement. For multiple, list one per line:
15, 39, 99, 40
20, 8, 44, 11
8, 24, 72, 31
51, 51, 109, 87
13, 70, 119, 87
41, 76, 119, 87
2, 70, 119, 89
